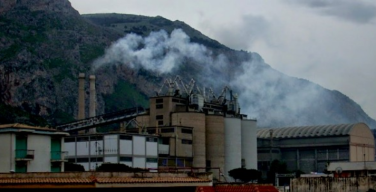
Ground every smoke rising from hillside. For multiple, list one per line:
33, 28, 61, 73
92, 28, 369, 127
93, 29, 224, 74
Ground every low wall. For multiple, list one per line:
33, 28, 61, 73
290, 177, 376, 192
0, 171, 212, 180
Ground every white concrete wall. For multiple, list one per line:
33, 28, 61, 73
76, 141, 89, 156
104, 135, 118, 155
65, 142, 75, 157
146, 141, 158, 156
28, 135, 50, 172
224, 117, 242, 181
241, 119, 257, 170
133, 136, 145, 156
133, 157, 146, 168
119, 140, 132, 155
104, 156, 118, 163
0, 133, 14, 173
146, 162, 158, 169
90, 140, 103, 156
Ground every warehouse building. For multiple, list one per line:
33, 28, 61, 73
257, 123, 375, 174
64, 133, 159, 171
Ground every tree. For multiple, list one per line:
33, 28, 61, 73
96, 163, 145, 172
64, 162, 85, 172
228, 168, 262, 183
267, 159, 289, 184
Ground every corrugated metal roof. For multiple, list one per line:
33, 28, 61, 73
257, 123, 357, 139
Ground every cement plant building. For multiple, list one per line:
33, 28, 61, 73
257, 123, 375, 174
62, 75, 258, 181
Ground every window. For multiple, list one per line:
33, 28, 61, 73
120, 135, 132, 140
156, 104, 163, 109
156, 98, 163, 103
76, 137, 89, 142
146, 158, 158, 163
181, 129, 192, 134
64, 138, 75, 142
159, 138, 169, 145
90, 157, 103, 162
182, 139, 192, 144
120, 157, 132, 162
90, 136, 103, 141
158, 121, 163, 126
146, 137, 158, 142
67, 158, 75, 163
76, 158, 89, 163
161, 128, 175, 133
156, 115, 163, 120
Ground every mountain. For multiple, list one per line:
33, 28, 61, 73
0, 0, 375, 129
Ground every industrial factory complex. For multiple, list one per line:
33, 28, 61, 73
0, 73, 375, 190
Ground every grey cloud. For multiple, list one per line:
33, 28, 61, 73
204, 14, 270, 50
289, 0, 376, 24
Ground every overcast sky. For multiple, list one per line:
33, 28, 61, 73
69, 0, 376, 120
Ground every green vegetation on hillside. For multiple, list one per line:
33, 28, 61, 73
103, 80, 149, 113
0, 102, 49, 126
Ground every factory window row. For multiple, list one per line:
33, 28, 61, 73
120, 157, 132, 162
158, 120, 164, 126
120, 135, 132, 140
161, 128, 175, 133
65, 138, 75, 142
156, 98, 163, 103
172, 98, 187, 104
182, 139, 192, 145
90, 136, 104, 141
181, 129, 192, 134
146, 137, 158, 142
76, 137, 89, 142
146, 158, 158, 163
75, 157, 104, 163
66, 136, 105, 142
156, 115, 163, 120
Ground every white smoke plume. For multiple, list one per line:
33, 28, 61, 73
92, 28, 368, 128
92, 29, 224, 74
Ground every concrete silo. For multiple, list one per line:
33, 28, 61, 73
224, 117, 242, 181
206, 115, 225, 179
241, 119, 257, 170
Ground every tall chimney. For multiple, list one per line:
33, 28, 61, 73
78, 73, 85, 120
89, 75, 97, 134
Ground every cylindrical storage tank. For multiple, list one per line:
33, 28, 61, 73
224, 117, 241, 181
241, 119, 257, 170
172, 112, 206, 168
206, 115, 225, 180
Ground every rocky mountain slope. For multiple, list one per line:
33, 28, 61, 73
0, 0, 375, 129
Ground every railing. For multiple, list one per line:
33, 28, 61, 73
51, 151, 68, 162
15, 149, 35, 160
